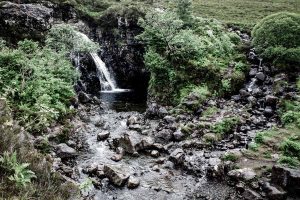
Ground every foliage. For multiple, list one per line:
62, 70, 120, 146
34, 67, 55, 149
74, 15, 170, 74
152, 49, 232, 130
0, 39, 78, 132
222, 152, 238, 162
46, 24, 98, 52
0, 152, 36, 188
252, 12, 300, 66
175, 0, 193, 25
138, 8, 242, 104
280, 138, 300, 160
211, 117, 240, 137
202, 106, 219, 117
278, 156, 300, 168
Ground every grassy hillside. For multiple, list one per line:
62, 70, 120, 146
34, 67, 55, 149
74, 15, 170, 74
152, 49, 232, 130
191, 0, 300, 29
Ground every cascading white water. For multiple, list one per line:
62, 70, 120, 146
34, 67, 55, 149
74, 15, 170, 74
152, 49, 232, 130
90, 52, 117, 91
76, 32, 128, 92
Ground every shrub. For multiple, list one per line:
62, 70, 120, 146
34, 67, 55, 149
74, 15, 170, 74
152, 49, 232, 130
0, 40, 78, 132
255, 132, 266, 144
280, 139, 300, 159
252, 12, 300, 66
138, 8, 243, 104
211, 117, 240, 137
0, 152, 36, 188
46, 24, 98, 52
278, 156, 300, 168
222, 152, 239, 162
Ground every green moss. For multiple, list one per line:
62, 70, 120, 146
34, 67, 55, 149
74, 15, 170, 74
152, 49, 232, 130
280, 138, 300, 159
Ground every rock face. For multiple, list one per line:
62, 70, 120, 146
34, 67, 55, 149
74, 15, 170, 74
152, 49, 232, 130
95, 7, 149, 93
0, 2, 53, 42
271, 165, 300, 196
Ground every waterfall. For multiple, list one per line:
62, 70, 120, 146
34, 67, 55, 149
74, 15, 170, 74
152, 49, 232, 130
90, 52, 117, 91
76, 32, 124, 92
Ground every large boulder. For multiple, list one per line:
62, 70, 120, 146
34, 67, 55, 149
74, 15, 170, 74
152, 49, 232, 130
271, 165, 300, 196
0, 2, 53, 42
103, 165, 130, 187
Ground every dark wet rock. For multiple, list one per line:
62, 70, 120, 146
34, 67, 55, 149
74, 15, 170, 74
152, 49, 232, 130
173, 129, 185, 141
127, 176, 140, 189
56, 143, 77, 159
252, 88, 263, 97
169, 148, 185, 166
0, 2, 53, 42
97, 131, 110, 141
155, 129, 173, 143
239, 89, 250, 98
78, 91, 91, 104
66, 140, 76, 148
256, 72, 266, 81
271, 165, 300, 195
103, 165, 130, 187
243, 189, 263, 200
264, 106, 274, 117
262, 182, 287, 200
228, 168, 256, 182
265, 95, 278, 107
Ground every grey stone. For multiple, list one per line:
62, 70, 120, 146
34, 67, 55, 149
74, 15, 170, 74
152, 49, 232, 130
103, 165, 129, 187
173, 130, 185, 141
56, 143, 77, 159
256, 72, 266, 81
169, 148, 185, 165
97, 131, 110, 141
228, 168, 256, 182
127, 176, 140, 189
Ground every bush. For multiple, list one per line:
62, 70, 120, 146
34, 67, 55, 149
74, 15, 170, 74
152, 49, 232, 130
222, 152, 239, 162
138, 9, 242, 104
211, 117, 240, 138
252, 12, 300, 66
280, 139, 300, 159
278, 156, 300, 168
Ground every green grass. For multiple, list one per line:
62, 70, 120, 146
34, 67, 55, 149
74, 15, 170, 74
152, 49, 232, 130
191, 0, 300, 30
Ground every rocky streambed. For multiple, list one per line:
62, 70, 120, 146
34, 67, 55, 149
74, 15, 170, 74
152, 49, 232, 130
48, 48, 300, 200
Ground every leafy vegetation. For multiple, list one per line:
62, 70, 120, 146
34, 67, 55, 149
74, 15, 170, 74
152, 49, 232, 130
211, 117, 240, 138
222, 152, 239, 162
0, 25, 97, 132
0, 151, 36, 188
0, 98, 78, 199
252, 12, 300, 67
138, 2, 245, 104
